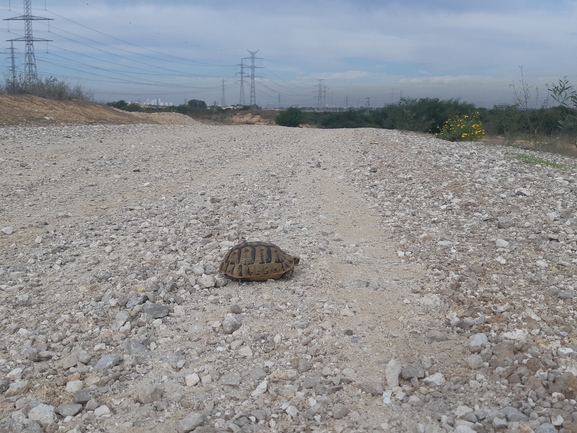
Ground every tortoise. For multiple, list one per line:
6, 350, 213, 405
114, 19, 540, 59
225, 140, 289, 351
220, 241, 300, 281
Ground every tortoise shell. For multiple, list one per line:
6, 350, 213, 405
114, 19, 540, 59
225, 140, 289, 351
220, 241, 299, 281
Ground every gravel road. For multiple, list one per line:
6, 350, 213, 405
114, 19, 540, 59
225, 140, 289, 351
1, 123, 577, 433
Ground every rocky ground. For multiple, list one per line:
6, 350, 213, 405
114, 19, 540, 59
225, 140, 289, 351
0, 122, 577, 433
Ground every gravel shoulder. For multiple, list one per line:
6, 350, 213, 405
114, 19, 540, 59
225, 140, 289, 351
1, 124, 577, 433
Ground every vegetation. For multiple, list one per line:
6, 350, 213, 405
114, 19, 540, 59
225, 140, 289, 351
106, 72, 577, 158
187, 99, 207, 110
514, 153, 568, 169
548, 77, 577, 133
275, 106, 304, 127
436, 112, 486, 142
1, 75, 93, 100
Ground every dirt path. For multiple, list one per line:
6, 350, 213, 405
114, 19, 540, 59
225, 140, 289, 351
8, 123, 573, 432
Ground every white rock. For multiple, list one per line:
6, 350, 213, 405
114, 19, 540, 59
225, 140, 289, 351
1, 226, 14, 235
285, 405, 298, 417
495, 256, 507, 264
385, 359, 402, 388
4, 380, 30, 397
7, 367, 23, 380
200, 374, 212, 384
28, 403, 56, 425
455, 405, 474, 417
185, 373, 200, 387
503, 329, 528, 341
192, 264, 205, 276
383, 390, 393, 404
251, 380, 268, 397
340, 306, 355, 316
423, 373, 445, 386
94, 405, 111, 417
496, 238, 509, 248
198, 274, 215, 288
551, 415, 564, 426
468, 333, 488, 347
66, 380, 84, 393
238, 345, 253, 358
417, 294, 441, 309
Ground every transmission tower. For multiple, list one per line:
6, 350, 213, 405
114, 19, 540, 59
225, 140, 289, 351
5, 41, 18, 83
221, 78, 226, 107
236, 61, 246, 105
243, 50, 262, 107
314, 79, 323, 110
4, 0, 52, 82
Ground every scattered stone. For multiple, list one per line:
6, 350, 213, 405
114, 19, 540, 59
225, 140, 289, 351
72, 389, 93, 404
94, 405, 111, 417
332, 404, 350, 419
359, 382, 384, 396
135, 386, 164, 404
123, 339, 151, 358
27, 403, 55, 426
198, 274, 215, 288
219, 374, 241, 387
178, 412, 206, 433
251, 380, 268, 397
2, 123, 577, 433
423, 373, 445, 386
401, 363, 425, 380
385, 359, 402, 388
65, 380, 84, 393
4, 380, 30, 397
56, 403, 83, 417
93, 354, 122, 372
141, 302, 170, 319
535, 424, 558, 433
222, 313, 242, 334
185, 374, 200, 387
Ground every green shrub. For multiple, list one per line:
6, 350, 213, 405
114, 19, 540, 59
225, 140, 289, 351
381, 98, 477, 133
187, 99, 207, 110
107, 100, 129, 109
436, 112, 486, 141
276, 107, 304, 127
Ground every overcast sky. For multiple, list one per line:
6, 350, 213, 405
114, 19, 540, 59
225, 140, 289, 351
0, 0, 575, 108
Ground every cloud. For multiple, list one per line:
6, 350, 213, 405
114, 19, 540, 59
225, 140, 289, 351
26, 0, 577, 107
399, 75, 495, 85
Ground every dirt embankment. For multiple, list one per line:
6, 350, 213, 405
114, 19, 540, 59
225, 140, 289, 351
0, 95, 201, 126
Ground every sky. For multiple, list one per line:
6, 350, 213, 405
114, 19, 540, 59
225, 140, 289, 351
0, 0, 575, 108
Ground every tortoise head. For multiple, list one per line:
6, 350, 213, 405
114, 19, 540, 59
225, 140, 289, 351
292, 256, 300, 265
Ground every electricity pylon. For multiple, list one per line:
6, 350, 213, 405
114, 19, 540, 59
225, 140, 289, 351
4, 0, 52, 81
236, 61, 246, 105
244, 50, 262, 107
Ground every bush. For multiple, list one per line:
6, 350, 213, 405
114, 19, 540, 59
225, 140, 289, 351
318, 110, 377, 128
1, 75, 93, 100
276, 107, 304, 127
107, 100, 129, 109
187, 99, 207, 110
380, 98, 477, 133
436, 112, 486, 141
